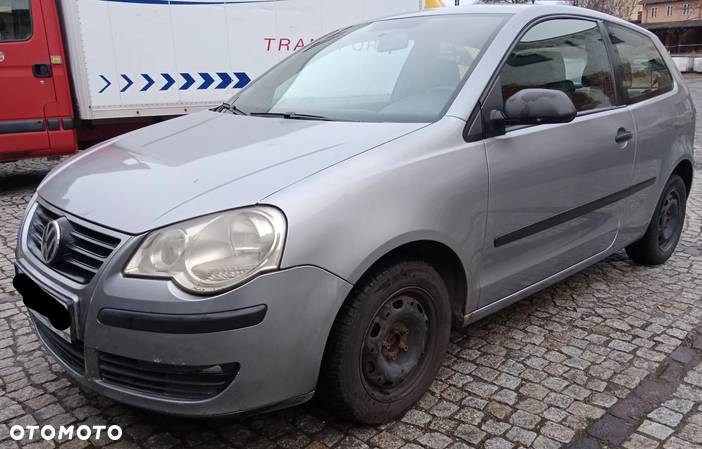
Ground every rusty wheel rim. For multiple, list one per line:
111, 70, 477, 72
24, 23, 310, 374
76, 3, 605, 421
361, 287, 432, 401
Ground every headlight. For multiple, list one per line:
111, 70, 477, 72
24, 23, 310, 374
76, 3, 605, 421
124, 206, 286, 294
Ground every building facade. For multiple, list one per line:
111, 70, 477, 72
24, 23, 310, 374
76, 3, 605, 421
631, 2, 644, 22
640, 0, 702, 53
641, 0, 702, 22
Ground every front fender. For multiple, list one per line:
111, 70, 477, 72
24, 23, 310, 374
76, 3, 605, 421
266, 116, 489, 314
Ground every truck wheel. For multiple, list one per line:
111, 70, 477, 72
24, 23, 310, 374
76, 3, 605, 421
318, 260, 451, 424
626, 175, 687, 266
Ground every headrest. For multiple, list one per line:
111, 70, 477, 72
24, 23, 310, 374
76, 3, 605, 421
502, 50, 567, 88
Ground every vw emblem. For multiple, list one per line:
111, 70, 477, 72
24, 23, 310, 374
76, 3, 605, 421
41, 220, 62, 264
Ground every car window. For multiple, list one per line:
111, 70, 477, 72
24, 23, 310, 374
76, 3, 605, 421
233, 14, 508, 123
275, 38, 481, 107
273, 40, 416, 105
605, 23, 673, 104
0, 0, 31, 42
499, 19, 616, 113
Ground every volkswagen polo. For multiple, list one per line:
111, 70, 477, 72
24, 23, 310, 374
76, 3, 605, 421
13, 5, 695, 424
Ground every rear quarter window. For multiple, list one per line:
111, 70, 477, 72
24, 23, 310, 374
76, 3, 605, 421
605, 23, 673, 104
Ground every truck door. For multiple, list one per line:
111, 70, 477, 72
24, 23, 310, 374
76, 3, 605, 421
0, 0, 57, 161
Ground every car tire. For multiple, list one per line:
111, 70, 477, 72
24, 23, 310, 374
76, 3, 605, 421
626, 174, 687, 266
317, 260, 452, 424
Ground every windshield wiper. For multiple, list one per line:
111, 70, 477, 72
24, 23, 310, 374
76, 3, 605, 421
250, 112, 334, 121
214, 102, 249, 116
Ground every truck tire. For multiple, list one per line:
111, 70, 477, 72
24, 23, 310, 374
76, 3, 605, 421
318, 260, 452, 424
626, 174, 687, 266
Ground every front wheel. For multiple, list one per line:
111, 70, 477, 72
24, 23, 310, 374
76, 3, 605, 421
626, 174, 687, 265
317, 260, 452, 424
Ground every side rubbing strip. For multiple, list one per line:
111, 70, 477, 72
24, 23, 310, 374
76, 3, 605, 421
61, 118, 75, 130
98, 305, 267, 334
0, 119, 44, 134
494, 177, 657, 248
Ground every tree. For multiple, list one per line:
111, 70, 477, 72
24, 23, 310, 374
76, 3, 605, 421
576, 0, 640, 20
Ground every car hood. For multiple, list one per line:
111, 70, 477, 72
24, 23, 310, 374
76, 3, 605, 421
39, 111, 425, 234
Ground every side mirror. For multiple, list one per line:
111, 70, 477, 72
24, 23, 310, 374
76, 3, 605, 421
492, 88, 577, 127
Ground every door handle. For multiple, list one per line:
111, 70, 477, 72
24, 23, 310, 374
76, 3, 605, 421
615, 128, 633, 143
32, 63, 52, 78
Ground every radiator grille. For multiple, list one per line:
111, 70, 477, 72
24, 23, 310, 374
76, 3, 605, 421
27, 204, 121, 284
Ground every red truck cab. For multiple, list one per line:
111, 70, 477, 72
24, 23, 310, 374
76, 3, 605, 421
0, 0, 76, 162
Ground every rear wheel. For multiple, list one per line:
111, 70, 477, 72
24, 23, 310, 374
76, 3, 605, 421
318, 260, 451, 424
626, 175, 687, 265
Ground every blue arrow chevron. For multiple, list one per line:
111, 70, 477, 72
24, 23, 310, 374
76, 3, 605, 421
141, 74, 155, 91
198, 72, 214, 90
180, 73, 195, 90
161, 73, 175, 91
99, 75, 111, 93
120, 74, 133, 92
216, 72, 232, 89
233, 72, 250, 89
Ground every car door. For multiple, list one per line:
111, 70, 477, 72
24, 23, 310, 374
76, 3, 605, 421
0, 0, 57, 160
478, 18, 637, 307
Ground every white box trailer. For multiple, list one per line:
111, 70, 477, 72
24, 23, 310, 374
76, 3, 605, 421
0, 0, 428, 161
62, 0, 424, 119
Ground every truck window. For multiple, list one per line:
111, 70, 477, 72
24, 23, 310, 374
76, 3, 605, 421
605, 23, 673, 104
0, 0, 31, 42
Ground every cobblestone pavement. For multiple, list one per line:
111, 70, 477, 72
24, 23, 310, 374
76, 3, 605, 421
1, 77, 702, 449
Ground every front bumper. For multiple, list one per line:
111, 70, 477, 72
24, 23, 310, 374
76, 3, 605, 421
15, 200, 352, 416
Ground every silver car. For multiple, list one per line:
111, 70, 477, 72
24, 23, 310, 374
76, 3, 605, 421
13, 5, 694, 424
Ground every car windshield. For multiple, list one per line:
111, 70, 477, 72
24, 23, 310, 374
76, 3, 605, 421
230, 14, 507, 123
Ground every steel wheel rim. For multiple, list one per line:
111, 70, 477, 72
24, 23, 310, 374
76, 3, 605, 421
360, 286, 434, 402
657, 189, 682, 252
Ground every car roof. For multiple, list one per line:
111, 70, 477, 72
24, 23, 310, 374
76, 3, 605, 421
390, 4, 635, 27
